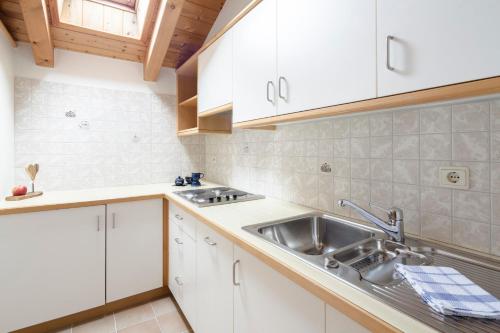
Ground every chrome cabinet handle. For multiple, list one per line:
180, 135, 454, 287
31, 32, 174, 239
175, 214, 183, 221
174, 276, 183, 286
204, 236, 217, 246
112, 212, 116, 229
97, 216, 100, 232
386, 35, 395, 71
266, 81, 275, 104
233, 260, 240, 286
174, 237, 183, 245
278, 76, 287, 101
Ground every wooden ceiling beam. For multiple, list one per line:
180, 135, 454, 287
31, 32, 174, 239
18, 0, 54, 67
0, 18, 17, 47
143, 0, 185, 81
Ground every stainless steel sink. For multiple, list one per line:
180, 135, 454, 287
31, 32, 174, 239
243, 212, 500, 333
246, 214, 374, 256
331, 238, 431, 285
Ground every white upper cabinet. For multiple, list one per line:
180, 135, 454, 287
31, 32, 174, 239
233, 0, 277, 123
198, 29, 233, 113
0, 206, 106, 332
196, 222, 234, 333
106, 199, 163, 302
234, 246, 325, 333
276, 0, 376, 115
377, 0, 500, 96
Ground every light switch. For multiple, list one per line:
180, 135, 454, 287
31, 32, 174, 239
439, 167, 469, 189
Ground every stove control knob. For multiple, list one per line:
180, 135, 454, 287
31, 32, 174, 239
216, 196, 222, 202
225, 195, 230, 201
233, 194, 238, 200
209, 197, 214, 203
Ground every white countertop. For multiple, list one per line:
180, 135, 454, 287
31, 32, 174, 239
0, 182, 436, 332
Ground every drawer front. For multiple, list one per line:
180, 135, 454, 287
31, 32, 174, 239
169, 203, 197, 240
168, 219, 183, 301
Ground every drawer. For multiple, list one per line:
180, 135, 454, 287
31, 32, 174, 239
169, 203, 197, 240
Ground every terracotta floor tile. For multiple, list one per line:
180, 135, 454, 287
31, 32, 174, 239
157, 311, 189, 333
114, 303, 155, 330
117, 319, 160, 333
151, 297, 177, 316
73, 315, 115, 333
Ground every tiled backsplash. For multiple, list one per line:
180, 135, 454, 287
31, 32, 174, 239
14, 77, 204, 190
205, 98, 500, 256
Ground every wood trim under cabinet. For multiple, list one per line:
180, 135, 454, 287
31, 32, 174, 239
164, 195, 401, 333
13, 287, 170, 333
233, 76, 500, 128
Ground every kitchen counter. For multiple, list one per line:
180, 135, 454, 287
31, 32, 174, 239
0, 183, 476, 332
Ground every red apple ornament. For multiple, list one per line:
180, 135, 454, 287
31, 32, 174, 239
12, 185, 28, 196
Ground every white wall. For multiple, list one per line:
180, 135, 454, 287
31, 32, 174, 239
14, 43, 176, 94
0, 32, 15, 196
204, 0, 252, 42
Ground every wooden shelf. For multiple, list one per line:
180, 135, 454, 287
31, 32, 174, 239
198, 103, 232, 118
179, 95, 198, 108
177, 127, 232, 136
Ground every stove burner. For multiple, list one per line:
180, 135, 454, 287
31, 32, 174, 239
174, 187, 265, 207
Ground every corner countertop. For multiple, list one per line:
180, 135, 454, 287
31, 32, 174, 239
0, 182, 436, 333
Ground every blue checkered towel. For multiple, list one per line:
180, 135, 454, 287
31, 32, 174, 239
395, 264, 500, 319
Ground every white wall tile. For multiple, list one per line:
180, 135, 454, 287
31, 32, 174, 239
420, 187, 452, 216
421, 213, 452, 243
452, 102, 490, 132
452, 218, 490, 253
394, 135, 419, 160
420, 106, 451, 134
453, 190, 491, 223
394, 109, 419, 135
452, 132, 489, 162
421, 133, 451, 160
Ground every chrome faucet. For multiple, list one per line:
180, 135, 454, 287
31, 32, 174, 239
338, 199, 405, 243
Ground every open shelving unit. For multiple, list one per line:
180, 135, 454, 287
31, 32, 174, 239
176, 57, 232, 136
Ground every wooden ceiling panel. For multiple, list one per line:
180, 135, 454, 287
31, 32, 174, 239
0, 0, 226, 74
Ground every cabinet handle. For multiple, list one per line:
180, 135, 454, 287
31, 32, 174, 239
174, 237, 183, 245
266, 81, 275, 104
112, 212, 116, 229
97, 216, 100, 232
174, 276, 183, 286
386, 35, 395, 71
204, 236, 217, 246
175, 214, 183, 221
278, 76, 287, 101
233, 260, 240, 286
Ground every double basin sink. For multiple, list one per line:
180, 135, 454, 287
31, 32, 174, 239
243, 213, 500, 332
243, 213, 430, 286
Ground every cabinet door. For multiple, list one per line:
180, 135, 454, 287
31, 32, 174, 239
198, 30, 233, 114
234, 246, 324, 333
180, 233, 197, 329
377, 0, 500, 96
233, 0, 277, 123
0, 206, 106, 332
168, 219, 183, 301
106, 199, 163, 302
196, 222, 234, 333
276, 0, 376, 115
326, 304, 370, 333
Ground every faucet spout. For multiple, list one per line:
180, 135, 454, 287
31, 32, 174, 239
338, 199, 405, 243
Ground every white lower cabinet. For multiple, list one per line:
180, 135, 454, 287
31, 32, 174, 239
106, 199, 163, 302
233, 245, 325, 333
196, 222, 234, 333
326, 304, 370, 333
0, 206, 106, 332
168, 203, 197, 329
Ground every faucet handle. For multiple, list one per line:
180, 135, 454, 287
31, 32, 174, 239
369, 203, 404, 225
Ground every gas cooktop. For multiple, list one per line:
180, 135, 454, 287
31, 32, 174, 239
173, 187, 265, 207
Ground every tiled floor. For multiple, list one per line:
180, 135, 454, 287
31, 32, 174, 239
56, 297, 190, 333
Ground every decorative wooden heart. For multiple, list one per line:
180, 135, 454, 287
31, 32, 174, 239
25, 163, 39, 181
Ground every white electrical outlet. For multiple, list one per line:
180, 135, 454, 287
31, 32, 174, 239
439, 167, 469, 189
